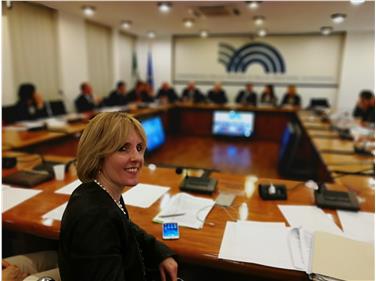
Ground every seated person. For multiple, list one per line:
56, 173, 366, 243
353, 90, 375, 123
126, 81, 155, 103
207, 82, 228, 104
15, 83, 48, 121
105, 81, 128, 107
3, 251, 60, 281
58, 112, 177, 281
235, 83, 257, 106
260, 84, 277, 106
74, 83, 103, 113
181, 81, 206, 103
280, 85, 301, 107
156, 82, 178, 103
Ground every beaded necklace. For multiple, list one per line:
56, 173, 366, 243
94, 179, 127, 215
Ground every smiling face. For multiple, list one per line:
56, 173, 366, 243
100, 127, 145, 189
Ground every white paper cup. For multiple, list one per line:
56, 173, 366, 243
53, 164, 65, 181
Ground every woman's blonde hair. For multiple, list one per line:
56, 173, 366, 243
76, 112, 146, 182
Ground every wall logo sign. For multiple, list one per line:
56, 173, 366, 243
218, 42, 286, 74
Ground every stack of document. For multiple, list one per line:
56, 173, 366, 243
153, 193, 215, 229
219, 205, 374, 280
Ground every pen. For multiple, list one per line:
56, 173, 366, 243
159, 213, 186, 218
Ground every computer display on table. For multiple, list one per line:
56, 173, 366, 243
212, 110, 255, 138
141, 116, 166, 152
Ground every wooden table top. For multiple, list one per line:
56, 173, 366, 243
2, 165, 374, 280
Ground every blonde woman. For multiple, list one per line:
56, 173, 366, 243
58, 112, 177, 281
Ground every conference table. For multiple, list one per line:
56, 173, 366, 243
2, 103, 375, 280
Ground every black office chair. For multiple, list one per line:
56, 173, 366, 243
2, 105, 18, 125
48, 100, 67, 116
307, 98, 330, 109
278, 122, 315, 180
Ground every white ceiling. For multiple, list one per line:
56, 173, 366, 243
38, 1, 375, 37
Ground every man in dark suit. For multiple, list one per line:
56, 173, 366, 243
156, 82, 179, 103
235, 83, 257, 106
207, 82, 228, 104
75, 83, 103, 113
353, 90, 375, 123
181, 81, 206, 103
281, 85, 301, 107
126, 81, 155, 104
106, 81, 128, 107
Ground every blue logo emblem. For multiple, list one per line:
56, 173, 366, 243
218, 42, 286, 73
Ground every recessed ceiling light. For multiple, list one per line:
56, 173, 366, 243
158, 2, 172, 13
253, 15, 265, 26
147, 31, 156, 39
320, 26, 333, 35
121, 20, 132, 29
331, 13, 347, 24
350, 0, 365, 5
246, 1, 261, 10
183, 18, 195, 28
257, 28, 267, 37
82, 6, 96, 17
200, 30, 208, 38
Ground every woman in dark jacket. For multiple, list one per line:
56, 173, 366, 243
58, 112, 177, 281
15, 83, 48, 121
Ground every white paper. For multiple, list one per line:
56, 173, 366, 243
153, 193, 215, 229
55, 179, 82, 195
122, 183, 169, 208
288, 227, 314, 272
2, 185, 42, 212
42, 202, 68, 221
219, 221, 296, 270
337, 210, 374, 243
278, 205, 343, 235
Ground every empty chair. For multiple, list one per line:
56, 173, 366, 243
307, 98, 330, 109
48, 100, 67, 116
278, 122, 316, 180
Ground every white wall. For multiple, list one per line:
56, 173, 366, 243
336, 31, 374, 112
2, 12, 15, 105
173, 35, 344, 106
56, 11, 89, 112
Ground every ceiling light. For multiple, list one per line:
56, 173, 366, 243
121, 20, 132, 29
257, 29, 267, 37
200, 30, 208, 38
331, 13, 347, 24
246, 1, 261, 10
320, 26, 333, 35
350, 0, 365, 5
82, 6, 96, 17
147, 31, 156, 39
183, 18, 195, 28
158, 2, 172, 13
253, 15, 265, 26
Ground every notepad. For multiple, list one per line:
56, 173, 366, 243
122, 183, 169, 208
55, 179, 82, 195
310, 231, 374, 281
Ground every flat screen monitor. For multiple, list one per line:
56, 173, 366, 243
141, 116, 166, 152
212, 110, 255, 137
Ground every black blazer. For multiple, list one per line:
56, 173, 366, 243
181, 88, 206, 103
207, 90, 228, 104
75, 94, 99, 113
235, 91, 257, 106
105, 90, 128, 107
14, 101, 48, 121
280, 94, 301, 106
156, 88, 178, 103
58, 181, 174, 281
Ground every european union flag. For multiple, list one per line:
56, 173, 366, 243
147, 50, 154, 90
